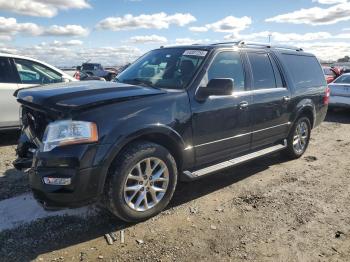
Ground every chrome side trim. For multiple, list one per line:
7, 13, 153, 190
191, 122, 291, 149
188, 140, 287, 178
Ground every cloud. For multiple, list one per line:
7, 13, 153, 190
0, 0, 90, 18
39, 40, 84, 47
0, 17, 89, 40
43, 25, 89, 37
225, 30, 350, 42
128, 34, 167, 44
266, 2, 350, 25
297, 41, 350, 61
96, 12, 196, 31
189, 26, 208, 32
174, 38, 212, 45
312, 0, 347, 4
189, 16, 252, 36
1, 43, 143, 67
0, 17, 42, 40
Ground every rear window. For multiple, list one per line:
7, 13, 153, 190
82, 64, 100, 71
282, 54, 325, 89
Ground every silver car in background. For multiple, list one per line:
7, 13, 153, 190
329, 73, 350, 109
0, 53, 76, 130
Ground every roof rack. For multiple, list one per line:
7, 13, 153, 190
212, 40, 303, 52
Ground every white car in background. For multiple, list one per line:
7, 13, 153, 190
329, 73, 350, 109
0, 53, 76, 130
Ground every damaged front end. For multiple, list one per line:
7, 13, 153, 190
13, 105, 52, 171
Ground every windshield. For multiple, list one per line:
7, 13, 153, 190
116, 48, 208, 89
334, 74, 350, 84
82, 64, 100, 71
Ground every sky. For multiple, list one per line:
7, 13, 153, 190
0, 0, 350, 66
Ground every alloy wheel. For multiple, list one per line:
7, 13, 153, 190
123, 157, 169, 212
293, 120, 309, 154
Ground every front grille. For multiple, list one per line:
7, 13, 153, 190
21, 106, 49, 140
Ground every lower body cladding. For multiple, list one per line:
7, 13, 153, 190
329, 95, 350, 108
26, 144, 109, 209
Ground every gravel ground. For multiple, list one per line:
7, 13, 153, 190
0, 130, 30, 201
0, 110, 349, 261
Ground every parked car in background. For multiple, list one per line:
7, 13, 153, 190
14, 41, 328, 222
80, 63, 116, 81
323, 66, 341, 84
73, 69, 106, 81
0, 53, 76, 130
329, 73, 350, 108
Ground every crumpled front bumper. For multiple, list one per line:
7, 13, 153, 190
14, 130, 110, 209
29, 165, 103, 209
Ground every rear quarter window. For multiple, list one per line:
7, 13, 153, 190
282, 54, 325, 89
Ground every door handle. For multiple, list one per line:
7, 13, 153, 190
282, 96, 291, 103
239, 101, 249, 109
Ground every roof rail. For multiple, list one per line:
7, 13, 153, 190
212, 40, 303, 52
211, 41, 240, 46
238, 41, 303, 51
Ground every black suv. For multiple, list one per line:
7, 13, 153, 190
14, 42, 328, 222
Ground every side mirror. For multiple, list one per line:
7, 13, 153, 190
196, 78, 234, 100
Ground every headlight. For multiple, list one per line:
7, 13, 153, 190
42, 120, 98, 152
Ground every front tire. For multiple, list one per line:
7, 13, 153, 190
104, 141, 178, 222
285, 117, 311, 159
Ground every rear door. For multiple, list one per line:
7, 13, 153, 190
246, 52, 292, 149
0, 57, 20, 128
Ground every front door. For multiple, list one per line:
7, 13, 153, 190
190, 51, 252, 167
246, 52, 292, 149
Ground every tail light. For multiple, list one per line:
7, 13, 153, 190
74, 71, 80, 80
323, 86, 330, 105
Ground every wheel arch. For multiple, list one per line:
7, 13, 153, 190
292, 99, 316, 129
97, 125, 186, 195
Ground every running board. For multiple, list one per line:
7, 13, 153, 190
183, 140, 287, 181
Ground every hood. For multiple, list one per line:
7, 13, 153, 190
16, 81, 166, 113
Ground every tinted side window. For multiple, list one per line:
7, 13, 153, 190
282, 54, 325, 89
0, 57, 17, 83
14, 59, 62, 85
204, 51, 245, 91
248, 53, 276, 90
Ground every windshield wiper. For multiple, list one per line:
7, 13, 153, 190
121, 78, 159, 89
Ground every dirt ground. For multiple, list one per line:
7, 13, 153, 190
0, 110, 349, 262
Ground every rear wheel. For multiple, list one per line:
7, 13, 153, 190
285, 117, 311, 159
104, 141, 177, 222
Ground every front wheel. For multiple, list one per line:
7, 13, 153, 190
285, 117, 311, 159
103, 142, 178, 222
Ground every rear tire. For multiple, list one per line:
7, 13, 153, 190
103, 141, 177, 222
284, 117, 311, 159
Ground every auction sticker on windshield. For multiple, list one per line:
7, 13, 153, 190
183, 50, 208, 57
